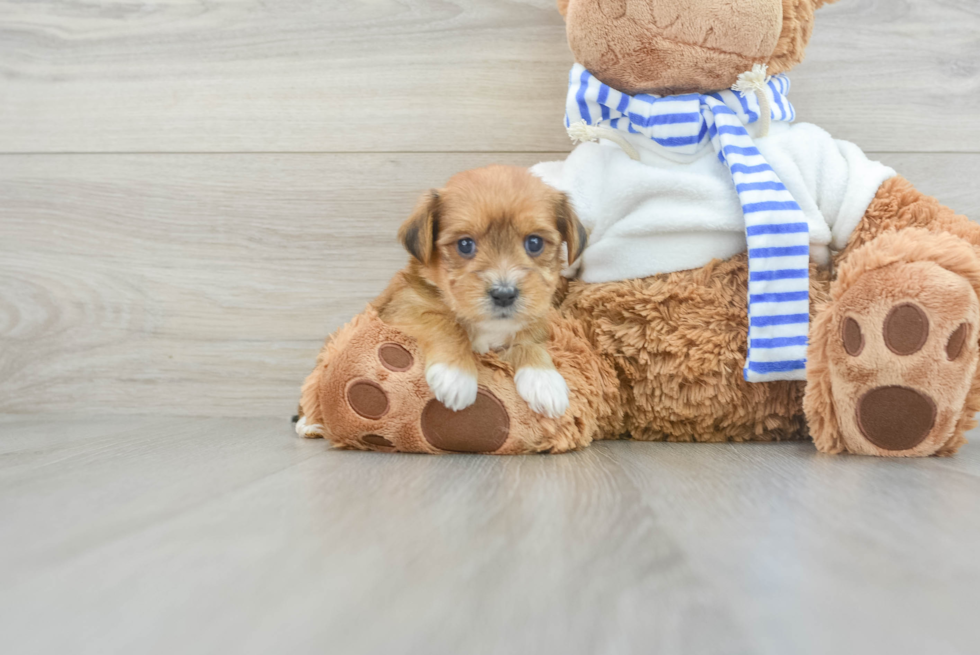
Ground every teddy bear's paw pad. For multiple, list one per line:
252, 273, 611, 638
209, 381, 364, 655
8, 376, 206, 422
882, 303, 929, 355
841, 317, 864, 356
421, 389, 510, 453
378, 342, 413, 371
830, 261, 980, 456
346, 379, 390, 420
946, 323, 971, 360
856, 386, 937, 451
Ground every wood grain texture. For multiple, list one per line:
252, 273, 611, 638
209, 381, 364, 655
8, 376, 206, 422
0, 0, 978, 153
0, 152, 554, 416
1, 415, 978, 655
2, 152, 977, 417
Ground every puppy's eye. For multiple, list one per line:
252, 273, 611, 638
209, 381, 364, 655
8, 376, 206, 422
457, 238, 476, 258
524, 235, 544, 257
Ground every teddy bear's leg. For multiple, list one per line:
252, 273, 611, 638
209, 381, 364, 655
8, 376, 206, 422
561, 255, 830, 443
298, 306, 616, 454
805, 178, 980, 456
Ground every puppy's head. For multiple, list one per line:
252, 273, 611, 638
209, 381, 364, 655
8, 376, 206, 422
398, 165, 586, 325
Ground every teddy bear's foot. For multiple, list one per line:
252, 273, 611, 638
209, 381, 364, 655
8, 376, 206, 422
301, 310, 518, 453
806, 230, 980, 456
298, 307, 614, 454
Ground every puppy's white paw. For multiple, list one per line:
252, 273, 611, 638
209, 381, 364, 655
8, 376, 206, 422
515, 367, 569, 418
426, 363, 479, 411
294, 416, 324, 438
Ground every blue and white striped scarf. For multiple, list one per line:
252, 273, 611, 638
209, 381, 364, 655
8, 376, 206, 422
565, 63, 808, 383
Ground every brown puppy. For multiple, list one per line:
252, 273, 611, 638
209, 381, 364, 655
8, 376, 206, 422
376, 165, 587, 417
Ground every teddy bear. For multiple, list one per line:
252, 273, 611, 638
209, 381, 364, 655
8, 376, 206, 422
297, 0, 980, 457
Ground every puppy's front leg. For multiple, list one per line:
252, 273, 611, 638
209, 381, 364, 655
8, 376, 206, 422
503, 342, 569, 419
417, 318, 479, 412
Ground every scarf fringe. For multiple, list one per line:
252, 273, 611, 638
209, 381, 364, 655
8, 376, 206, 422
732, 64, 773, 137
567, 121, 641, 161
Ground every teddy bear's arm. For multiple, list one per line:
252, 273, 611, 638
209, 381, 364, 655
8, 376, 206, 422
836, 176, 980, 262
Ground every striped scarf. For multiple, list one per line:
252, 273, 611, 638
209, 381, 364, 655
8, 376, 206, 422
565, 63, 808, 383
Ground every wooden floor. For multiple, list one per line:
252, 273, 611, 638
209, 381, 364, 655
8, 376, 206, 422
3, 1, 980, 653
1, 415, 978, 655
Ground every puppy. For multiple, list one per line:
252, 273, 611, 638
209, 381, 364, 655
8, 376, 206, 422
376, 165, 587, 418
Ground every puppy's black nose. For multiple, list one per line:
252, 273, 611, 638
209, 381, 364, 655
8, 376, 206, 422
489, 285, 519, 308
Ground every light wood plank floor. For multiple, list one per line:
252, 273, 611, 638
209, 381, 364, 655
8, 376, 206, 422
1, 415, 979, 655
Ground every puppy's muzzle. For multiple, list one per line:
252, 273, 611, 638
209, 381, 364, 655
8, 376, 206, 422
489, 284, 519, 308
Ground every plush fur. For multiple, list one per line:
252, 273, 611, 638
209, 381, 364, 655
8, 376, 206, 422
300, 1, 979, 457
560, 0, 836, 95
561, 255, 830, 443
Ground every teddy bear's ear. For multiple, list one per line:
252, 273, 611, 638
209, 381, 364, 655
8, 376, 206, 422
399, 190, 441, 265
769, 0, 836, 76
556, 0, 570, 18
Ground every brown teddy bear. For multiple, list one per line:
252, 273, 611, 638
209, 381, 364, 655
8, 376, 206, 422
297, 0, 980, 457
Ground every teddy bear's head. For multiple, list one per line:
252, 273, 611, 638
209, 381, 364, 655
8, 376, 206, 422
557, 0, 837, 95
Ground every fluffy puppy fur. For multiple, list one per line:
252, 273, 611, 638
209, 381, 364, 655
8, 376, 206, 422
375, 165, 587, 417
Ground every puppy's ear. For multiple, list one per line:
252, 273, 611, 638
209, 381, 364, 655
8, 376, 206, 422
556, 0, 570, 17
399, 190, 440, 264
555, 193, 587, 266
